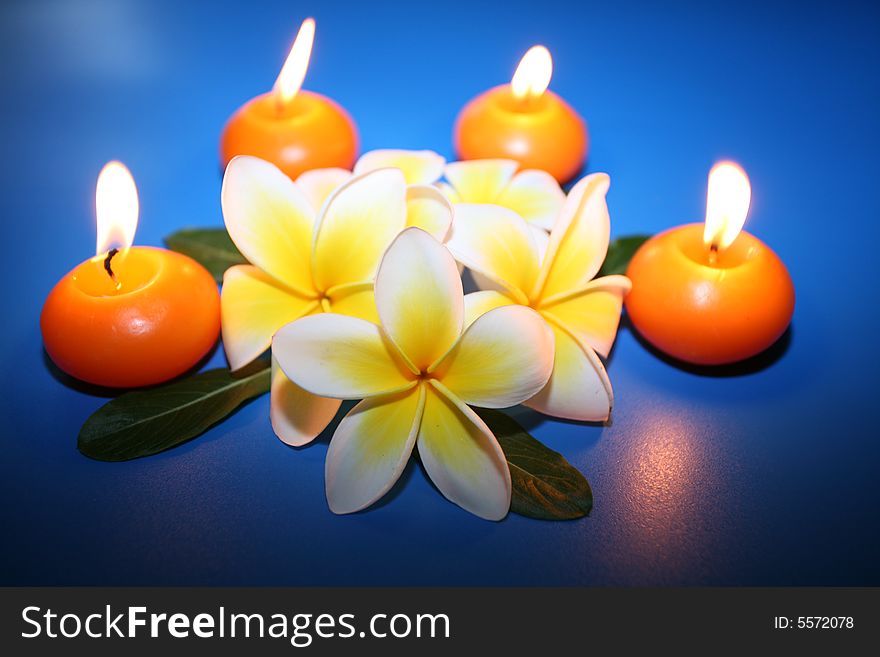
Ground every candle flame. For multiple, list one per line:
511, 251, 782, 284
703, 161, 751, 253
511, 45, 553, 101
95, 161, 138, 256
273, 18, 316, 107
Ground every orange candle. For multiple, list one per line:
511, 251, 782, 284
41, 162, 220, 388
220, 18, 358, 180
625, 162, 794, 366
453, 45, 587, 184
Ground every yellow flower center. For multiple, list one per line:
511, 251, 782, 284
307, 280, 373, 314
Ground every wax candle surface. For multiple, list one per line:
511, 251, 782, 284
455, 84, 587, 184
625, 224, 794, 365
219, 18, 358, 180
41, 247, 220, 387
454, 47, 587, 183
220, 90, 358, 180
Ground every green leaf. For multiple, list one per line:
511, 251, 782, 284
597, 234, 652, 277
164, 227, 246, 282
78, 361, 271, 462
476, 409, 593, 520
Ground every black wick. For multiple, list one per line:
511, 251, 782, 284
103, 248, 120, 288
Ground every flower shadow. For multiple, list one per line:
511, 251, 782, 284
281, 400, 421, 511
505, 405, 609, 456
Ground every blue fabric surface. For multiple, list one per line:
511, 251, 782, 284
1, 0, 878, 585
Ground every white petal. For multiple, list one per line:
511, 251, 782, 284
325, 385, 425, 514
221, 156, 316, 295
445, 203, 540, 302
444, 159, 519, 203
406, 184, 454, 241
220, 264, 317, 371
354, 149, 446, 185
496, 169, 565, 230
273, 314, 415, 399
311, 168, 407, 292
532, 173, 611, 301
539, 275, 631, 359
375, 227, 463, 372
270, 355, 341, 446
530, 224, 550, 263
432, 305, 554, 408
328, 286, 379, 323
469, 269, 509, 295
435, 181, 461, 203
418, 383, 511, 521
525, 318, 614, 421
462, 290, 515, 328
295, 167, 352, 214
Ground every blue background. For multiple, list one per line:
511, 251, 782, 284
2, 0, 878, 585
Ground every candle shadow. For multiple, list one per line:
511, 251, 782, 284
43, 349, 127, 398
42, 340, 221, 398
621, 314, 793, 377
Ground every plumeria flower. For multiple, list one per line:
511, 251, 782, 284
296, 149, 450, 241
220, 156, 452, 446
272, 228, 555, 520
447, 173, 630, 422
439, 159, 566, 240
353, 149, 446, 185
